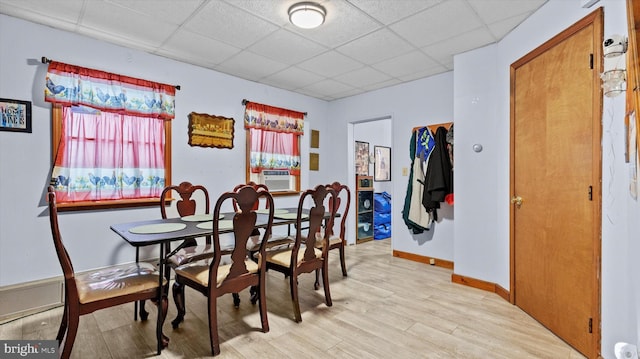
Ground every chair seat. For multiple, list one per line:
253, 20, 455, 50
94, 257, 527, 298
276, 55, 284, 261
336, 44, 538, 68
168, 244, 215, 267
175, 259, 258, 287
76, 262, 164, 304
316, 236, 342, 248
266, 236, 295, 249
264, 246, 322, 268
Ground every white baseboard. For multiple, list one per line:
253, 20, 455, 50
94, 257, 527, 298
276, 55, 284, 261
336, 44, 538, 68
0, 277, 64, 324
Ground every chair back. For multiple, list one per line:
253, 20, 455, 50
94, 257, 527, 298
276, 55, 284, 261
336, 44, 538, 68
47, 186, 78, 295
291, 185, 337, 265
211, 185, 274, 289
232, 181, 270, 211
160, 181, 210, 219
326, 182, 351, 240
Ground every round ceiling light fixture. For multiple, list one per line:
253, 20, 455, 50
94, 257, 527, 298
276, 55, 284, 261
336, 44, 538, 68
288, 2, 326, 29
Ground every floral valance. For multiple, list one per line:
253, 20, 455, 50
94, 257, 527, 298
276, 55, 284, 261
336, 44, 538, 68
243, 101, 304, 134
44, 61, 176, 119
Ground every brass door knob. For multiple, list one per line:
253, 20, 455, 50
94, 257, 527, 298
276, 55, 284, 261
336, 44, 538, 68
511, 196, 523, 208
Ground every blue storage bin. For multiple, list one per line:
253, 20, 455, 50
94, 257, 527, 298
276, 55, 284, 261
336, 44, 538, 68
374, 192, 392, 213
374, 223, 391, 240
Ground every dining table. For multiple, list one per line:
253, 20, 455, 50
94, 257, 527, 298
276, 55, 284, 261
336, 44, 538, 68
109, 207, 331, 354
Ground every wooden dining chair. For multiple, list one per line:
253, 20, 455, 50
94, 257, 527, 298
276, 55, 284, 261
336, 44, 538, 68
153, 181, 215, 329
314, 182, 351, 289
263, 184, 337, 322
47, 186, 168, 359
232, 181, 269, 212
172, 185, 275, 356
233, 181, 290, 243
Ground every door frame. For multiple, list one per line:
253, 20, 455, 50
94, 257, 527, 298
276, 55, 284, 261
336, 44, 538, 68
508, 8, 603, 357
347, 116, 394, 245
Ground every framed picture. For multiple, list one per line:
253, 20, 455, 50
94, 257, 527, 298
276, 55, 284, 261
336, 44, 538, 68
355, 141, 369, 176
0, 98, 32, 133
188, 112, 234, 149
310, 129, 319, 148
374, 145, 391, 181
309, 153, 319, 171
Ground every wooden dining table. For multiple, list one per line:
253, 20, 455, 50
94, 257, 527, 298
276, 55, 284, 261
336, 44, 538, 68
109, 208, 325, 354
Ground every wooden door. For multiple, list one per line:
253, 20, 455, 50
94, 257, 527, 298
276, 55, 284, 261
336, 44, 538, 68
510, 9, 602, 358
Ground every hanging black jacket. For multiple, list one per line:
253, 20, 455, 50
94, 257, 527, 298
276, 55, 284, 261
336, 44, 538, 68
422, 126, 453, 215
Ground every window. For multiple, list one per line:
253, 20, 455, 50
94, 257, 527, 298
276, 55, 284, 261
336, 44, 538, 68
243, 101, 304, 194
46, 61, 175, 210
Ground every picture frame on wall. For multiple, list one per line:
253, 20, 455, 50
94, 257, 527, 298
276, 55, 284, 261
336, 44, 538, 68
355, 141, 369, 176
188, 112, 235, 149
0, 98, 32, 133
374, 145, 391, 181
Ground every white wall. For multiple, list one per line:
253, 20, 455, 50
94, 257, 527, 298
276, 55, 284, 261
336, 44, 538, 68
0, 14, 329, 286
329, 73, 455, 261
454, 0, 634, 357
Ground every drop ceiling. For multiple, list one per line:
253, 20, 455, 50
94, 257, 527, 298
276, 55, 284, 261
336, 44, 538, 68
0, 0, 548, 101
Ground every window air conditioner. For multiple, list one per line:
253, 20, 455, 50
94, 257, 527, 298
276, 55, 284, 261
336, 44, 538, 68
262, 170, 292, 191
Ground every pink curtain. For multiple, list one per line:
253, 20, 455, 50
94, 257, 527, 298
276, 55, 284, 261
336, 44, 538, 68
249, 128, 300, 175
45, 61, 176, 119
51, 106, 165, 202
243, 101, 304, 175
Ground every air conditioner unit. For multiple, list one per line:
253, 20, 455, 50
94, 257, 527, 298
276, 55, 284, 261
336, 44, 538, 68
261, 170, 292, 191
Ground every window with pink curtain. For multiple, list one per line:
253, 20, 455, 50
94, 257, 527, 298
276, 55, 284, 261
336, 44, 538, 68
51, 106, 165, 202
244, 101, 304, 175
45, 61, 174, 205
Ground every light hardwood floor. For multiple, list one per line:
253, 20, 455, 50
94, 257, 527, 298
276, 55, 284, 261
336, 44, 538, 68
0, 239, 586, 358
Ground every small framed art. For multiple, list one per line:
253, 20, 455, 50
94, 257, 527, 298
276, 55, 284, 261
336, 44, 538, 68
0, 98, 32, 133
374, 145, 391, 181
355, 141, 369, 176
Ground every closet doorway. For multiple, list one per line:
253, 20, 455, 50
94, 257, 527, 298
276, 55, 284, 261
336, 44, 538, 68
349, 117, 393, 245
510, 9, 602, 358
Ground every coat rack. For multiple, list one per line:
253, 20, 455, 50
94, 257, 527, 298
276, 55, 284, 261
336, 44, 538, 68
412, 122, 453, 134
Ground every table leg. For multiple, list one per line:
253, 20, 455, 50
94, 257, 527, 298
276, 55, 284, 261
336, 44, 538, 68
157, 242, 164, 354
135, 247, 139, 321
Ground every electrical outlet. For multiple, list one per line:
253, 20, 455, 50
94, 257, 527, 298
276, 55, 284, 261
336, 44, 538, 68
402, 167, 408, 176
429, 258, 435, 265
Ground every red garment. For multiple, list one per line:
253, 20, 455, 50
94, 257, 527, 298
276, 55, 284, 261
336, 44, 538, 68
445, 193, 454, 205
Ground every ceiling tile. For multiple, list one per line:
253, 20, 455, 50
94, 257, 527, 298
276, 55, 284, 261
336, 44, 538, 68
467, 0, 547, 24
487, 12, 531, 39
260, 67, 326, 91
328, 87, 366, 100
347, 0, 443, 25
333, 66, 393, 88
421, 27, 496, 64
81, 1, 178, 47
222, 0, 293, 26
361, 78, 403, 93
107, 0, 205, 25
337, 29, 415, 65
184, 0, 279, 48
297, 51, 364, 78
216, 51, 289, 80
247, 29, 328, 65
373, 51, 441, 78
158, 29, 241, 66
301, 78, 356, 98
76, 26, 160, 53
0, 0, 84, 24
399, 66, 449, 82
390, 0, 483, 48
